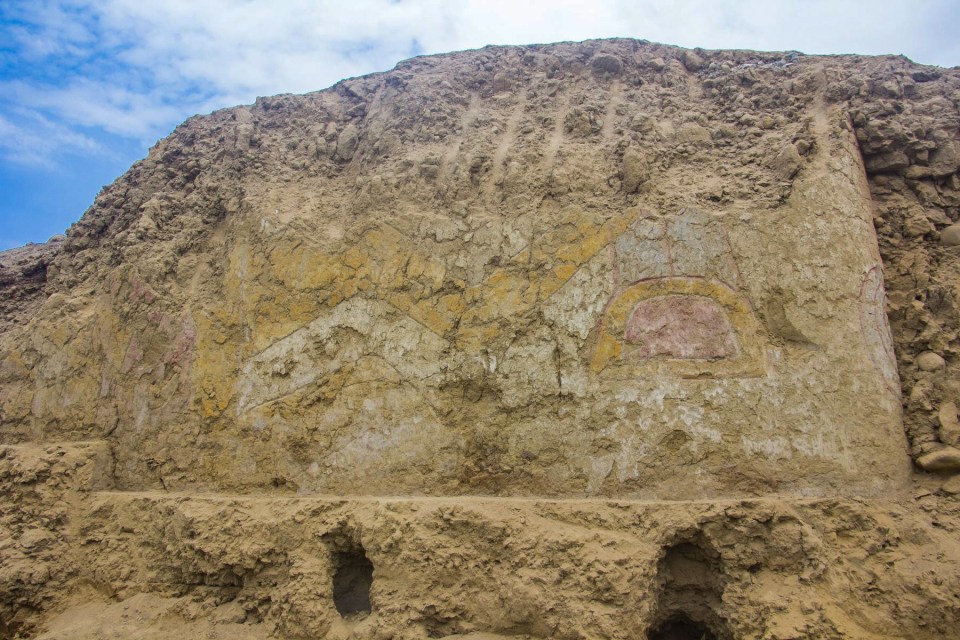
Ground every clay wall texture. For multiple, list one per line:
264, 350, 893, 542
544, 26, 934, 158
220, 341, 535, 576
1, 40, 941, 498
2, 39, 960, 639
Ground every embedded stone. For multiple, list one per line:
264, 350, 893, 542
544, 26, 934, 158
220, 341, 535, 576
592, 54, 623, 75
865, 150, 909, 174
930, 139, 960, 177
940, 402, 960, 447
622, 147, 650, 193
941, 224, 960, 246
676, 122, 712, 144
770, 144, 803, 179
942, 475, 960, 494
918, 447, 960, 472
680, 49, 704, 72
335, 124, 359, 162
917, 351, 946, 371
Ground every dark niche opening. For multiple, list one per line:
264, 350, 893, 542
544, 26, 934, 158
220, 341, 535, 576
332, 545, 374, 617
647, 535, 731, 640
648, 613, 718, 640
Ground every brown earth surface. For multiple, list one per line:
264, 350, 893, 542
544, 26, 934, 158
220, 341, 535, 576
0, 239, 64, 336
1, 38, 960, 638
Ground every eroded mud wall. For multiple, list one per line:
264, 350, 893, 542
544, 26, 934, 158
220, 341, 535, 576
1, 39, 960, 640
2, 41, 942, 498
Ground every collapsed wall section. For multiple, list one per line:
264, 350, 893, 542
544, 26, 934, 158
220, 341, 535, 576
845, 63, 960, 478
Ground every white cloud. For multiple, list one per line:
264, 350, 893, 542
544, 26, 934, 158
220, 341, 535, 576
3, 0, 97, 60
0, 78, 185, 140
0, 111, 101, 167
2, 0, 959, 167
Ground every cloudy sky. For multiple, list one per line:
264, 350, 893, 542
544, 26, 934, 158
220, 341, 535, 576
1, 0, 958, 248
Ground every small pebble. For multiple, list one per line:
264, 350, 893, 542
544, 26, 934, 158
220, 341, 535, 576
917, 351, 946, 372
918, 446, 960, 472
941, 224, 960, 246
942, 475, 960, 495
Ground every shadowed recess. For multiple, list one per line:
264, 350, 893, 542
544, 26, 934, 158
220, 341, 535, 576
648, 536, 730, 640
648, 613, 717, 640
332, 545, 374, 617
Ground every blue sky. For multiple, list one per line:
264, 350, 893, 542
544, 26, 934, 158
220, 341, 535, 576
2, 0, 959, 249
